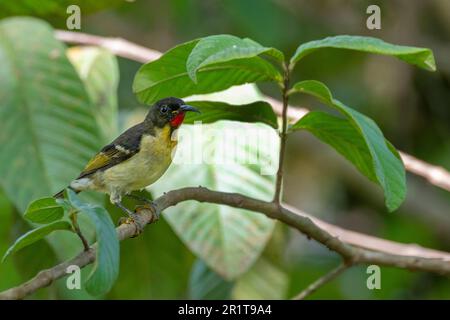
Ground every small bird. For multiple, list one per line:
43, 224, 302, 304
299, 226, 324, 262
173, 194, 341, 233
55, 97, 199, 224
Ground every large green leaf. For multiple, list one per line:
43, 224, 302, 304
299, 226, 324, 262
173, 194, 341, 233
67, 190, 119, 296
289, 80, 406, 211
23, 197, 64, 224
188, 259, 234, 299
67, 46, 119, 142
0, 17, 102, 211
2, 221, 72, 262
185, 100, 278, 129
133, 40, 282, 104
232, 258, 288, 299
292, 111, 378, 182
186, 34, 283, 82
149, 121, 278, 279
290, 35, 435, 71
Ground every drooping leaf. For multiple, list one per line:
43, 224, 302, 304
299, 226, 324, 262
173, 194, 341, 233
290, 35, 435, 71
289, 80, 406, 211
66, 190, 119, 296
133, 40, 282, 104
23, 197, 64, 224
0, 17, 102, 211
2, 221, 72, 262
188, 259, 234, 299
67, 46, 119, 142
292, 111, 378, 182
149, 121, 278, 279
185, 100, 278, 129
186, 34, 283, 82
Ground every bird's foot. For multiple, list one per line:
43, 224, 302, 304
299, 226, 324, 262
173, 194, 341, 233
118, 212, 145, 237
135, 201, 159, 223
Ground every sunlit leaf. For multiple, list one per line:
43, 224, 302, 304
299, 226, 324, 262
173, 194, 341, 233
232, 258, 288, 299
133, 40, 282, 104
0, 17, 102, 211
186, 34, 283, 82
68, 46, 119, 142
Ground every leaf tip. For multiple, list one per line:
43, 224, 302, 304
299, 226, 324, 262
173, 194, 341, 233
187, 69, 199, 83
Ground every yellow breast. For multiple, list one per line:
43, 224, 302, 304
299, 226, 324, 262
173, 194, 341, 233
100, 124, 177, 193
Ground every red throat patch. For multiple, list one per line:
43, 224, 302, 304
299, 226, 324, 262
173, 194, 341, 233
170, 112, 186, 128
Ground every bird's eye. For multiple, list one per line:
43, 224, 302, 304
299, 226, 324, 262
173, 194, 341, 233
160, 105, 169, 114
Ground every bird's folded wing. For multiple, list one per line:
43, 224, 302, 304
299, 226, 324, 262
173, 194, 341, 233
76, 122, 146, 179
77, 144, 135, 178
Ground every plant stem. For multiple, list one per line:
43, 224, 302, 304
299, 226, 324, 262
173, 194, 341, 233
273, 62, 290, 203
292, 262, 350, 300
69, 211, 90, 252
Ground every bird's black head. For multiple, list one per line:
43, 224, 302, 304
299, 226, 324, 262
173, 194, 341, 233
145, 97, 199, 128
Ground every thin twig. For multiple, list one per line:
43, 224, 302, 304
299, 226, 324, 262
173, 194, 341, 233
293, 263, 351, 300
54, 30, 450, 193
69, 211, 90, 252
273, 63, 290, 203
1, 187, 449, 300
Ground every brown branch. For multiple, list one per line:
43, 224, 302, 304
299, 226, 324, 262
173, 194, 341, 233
1, 187, 449, 300
292, 262, 351, 300
54, 30, 450, 193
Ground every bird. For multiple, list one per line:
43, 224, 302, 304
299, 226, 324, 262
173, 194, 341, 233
54, 97, 199, 225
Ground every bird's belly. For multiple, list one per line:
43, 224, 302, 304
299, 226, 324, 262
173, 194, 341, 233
99, 134, 175, 193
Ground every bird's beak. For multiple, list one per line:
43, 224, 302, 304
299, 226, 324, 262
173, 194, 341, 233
180, 105, 200, 113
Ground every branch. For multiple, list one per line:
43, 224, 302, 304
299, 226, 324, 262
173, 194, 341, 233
54, 30, 450, 193
292, 262, 351, 300
1, 187, 449, 300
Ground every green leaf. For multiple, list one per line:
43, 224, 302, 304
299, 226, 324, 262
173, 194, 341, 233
185, 100, 278, 129
133, 40, 282, 104
67, 46, 119, 142
290, 35, 436, 71
149, 121, 278, 279
292, 111, 378, 181
2, 221, 72, 262
189, 259, 234, 299
289, 80, 406, 211
24, 197, 64, 224
66, 190, 119, 296
232, 258, 288, 299
0, 17, 102, 211
186, 34, 283, 82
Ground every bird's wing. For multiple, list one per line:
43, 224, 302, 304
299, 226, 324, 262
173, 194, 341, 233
77, 123, 148, 178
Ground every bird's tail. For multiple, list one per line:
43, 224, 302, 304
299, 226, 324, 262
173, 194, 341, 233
53, 187, 80, 199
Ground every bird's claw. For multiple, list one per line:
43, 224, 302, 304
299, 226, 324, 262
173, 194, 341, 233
135, 202, 159, 223
118, 214, 144, 237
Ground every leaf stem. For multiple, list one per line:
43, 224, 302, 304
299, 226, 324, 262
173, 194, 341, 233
273, 62, 290, 203
69, 211, 90, 252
